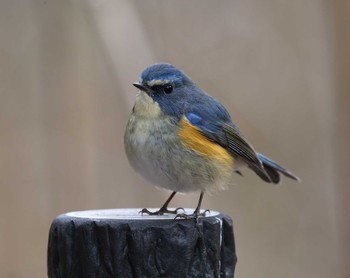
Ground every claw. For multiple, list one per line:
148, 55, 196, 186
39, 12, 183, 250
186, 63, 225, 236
140, 207, 185, 216
139, 208, 158, 215
173, 207, 185, 214
174, 209, 210, 220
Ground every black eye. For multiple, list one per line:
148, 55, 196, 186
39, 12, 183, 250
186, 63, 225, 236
164, 84, 173, 94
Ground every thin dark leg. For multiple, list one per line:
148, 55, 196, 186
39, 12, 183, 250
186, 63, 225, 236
160, 191, 177, 209
193, 192, 204, 214
175, 191, 210, 219
140, 191, 184, 215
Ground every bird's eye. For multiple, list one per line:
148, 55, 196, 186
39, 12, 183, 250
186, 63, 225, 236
164, 84, 173, 94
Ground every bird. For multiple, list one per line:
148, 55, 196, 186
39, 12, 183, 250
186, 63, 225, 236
124, 63, 300, 219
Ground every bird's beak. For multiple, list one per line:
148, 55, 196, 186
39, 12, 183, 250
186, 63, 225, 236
133, 82, 149, 92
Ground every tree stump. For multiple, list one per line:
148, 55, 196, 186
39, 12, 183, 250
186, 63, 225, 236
47, 208, 236, 277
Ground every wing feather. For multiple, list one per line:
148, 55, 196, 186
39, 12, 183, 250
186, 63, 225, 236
185, 113, 271, 182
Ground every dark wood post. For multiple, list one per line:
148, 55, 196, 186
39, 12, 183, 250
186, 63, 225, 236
47, 209, 236, 277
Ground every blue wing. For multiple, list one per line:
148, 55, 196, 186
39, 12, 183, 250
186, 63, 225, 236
183, 93, 299, 184
184, 110, 271, 182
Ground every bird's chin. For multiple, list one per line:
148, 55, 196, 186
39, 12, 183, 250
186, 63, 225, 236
133, 92, 161, 118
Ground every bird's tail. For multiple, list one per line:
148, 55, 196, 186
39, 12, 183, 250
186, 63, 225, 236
257, 153, 301, 184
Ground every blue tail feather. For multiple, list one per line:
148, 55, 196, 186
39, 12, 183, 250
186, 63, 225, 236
257, 153, 300, 184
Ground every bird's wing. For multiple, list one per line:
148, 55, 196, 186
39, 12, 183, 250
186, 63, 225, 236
184, 112, 271, 182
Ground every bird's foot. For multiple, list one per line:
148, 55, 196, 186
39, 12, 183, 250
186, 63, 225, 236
174, 209, 210, 220
140, 207, 184, 216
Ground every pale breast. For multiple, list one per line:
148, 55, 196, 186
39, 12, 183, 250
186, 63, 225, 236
124, 93, 234, 193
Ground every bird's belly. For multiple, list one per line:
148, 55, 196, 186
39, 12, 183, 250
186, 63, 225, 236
124, 115, 233, 193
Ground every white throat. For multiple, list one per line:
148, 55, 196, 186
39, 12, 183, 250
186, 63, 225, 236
133, 92, 162, 118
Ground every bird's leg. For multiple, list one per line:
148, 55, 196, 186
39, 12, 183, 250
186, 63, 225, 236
175, 192, 210, 219
193, 191, 210, 216
140, 191, 184, 215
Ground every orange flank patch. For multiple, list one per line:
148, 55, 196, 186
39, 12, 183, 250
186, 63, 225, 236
178, 116, 234, 166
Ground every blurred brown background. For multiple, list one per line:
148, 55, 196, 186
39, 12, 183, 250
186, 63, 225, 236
1, 1, 349, 277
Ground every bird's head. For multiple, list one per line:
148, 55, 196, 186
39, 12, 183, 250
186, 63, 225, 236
133, 63, 195, 119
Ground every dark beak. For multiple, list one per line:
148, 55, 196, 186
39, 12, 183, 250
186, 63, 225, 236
133, 82, 148, 92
